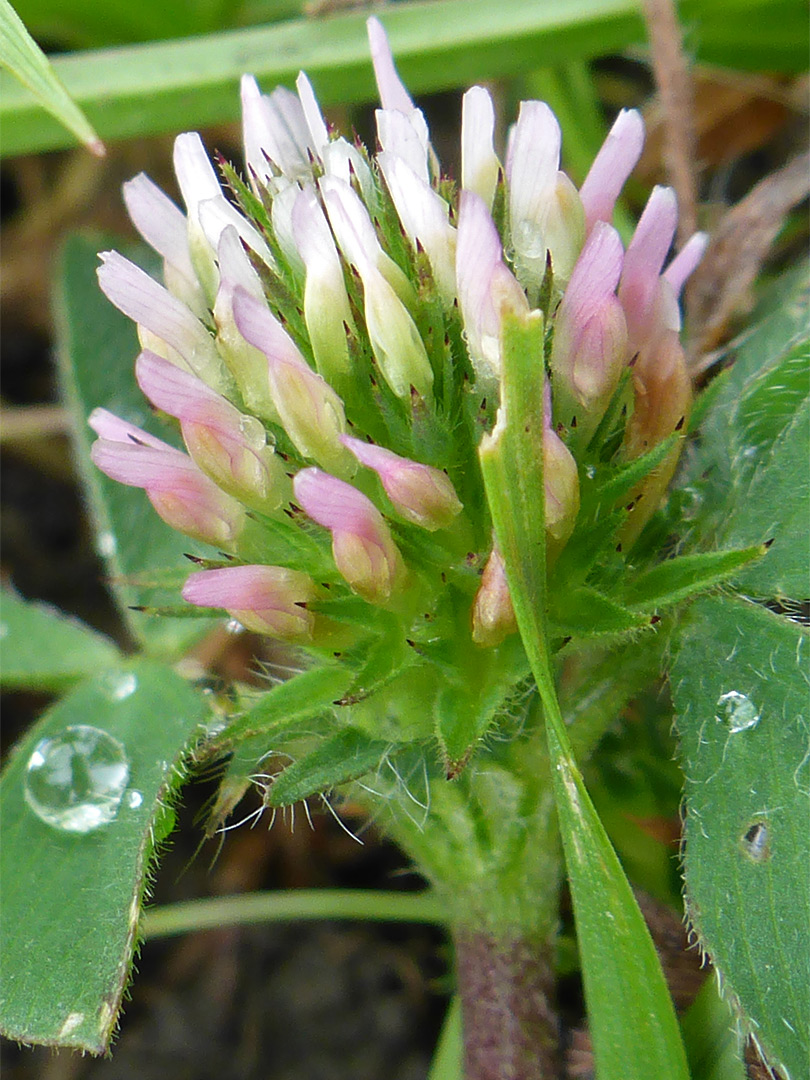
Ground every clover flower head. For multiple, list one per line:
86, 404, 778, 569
90, 16, 704, 687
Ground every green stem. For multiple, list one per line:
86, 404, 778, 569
140, 888, 446, 939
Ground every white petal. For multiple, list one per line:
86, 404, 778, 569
378, 151, 456, 302
461, 86, 500, 209
173, 132, 222, 221
198, 195, 275, 270
376, 108, 429, 183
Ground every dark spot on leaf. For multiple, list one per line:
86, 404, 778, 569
741, 821, 770, 862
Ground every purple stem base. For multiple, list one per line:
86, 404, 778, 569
455, 929, 559, 1080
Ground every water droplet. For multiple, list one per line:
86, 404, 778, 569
226, 619, 244, 635
238, 414, 266, 449
741, 821, 769, 861
100, 671, 138, 701
126, 789, 143, 809
57, 1012, 85, 1038
97, 531, 117, 557
715, 690, 760, 733
25, 726, 130, 833
585, 465, 596, 480
0, 622, 8, 640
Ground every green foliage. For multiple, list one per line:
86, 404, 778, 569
0, 661, 207, 1053
0, 0, 102, 151
481, 312, 689, 1080
0, 591, 120, 690
681, 271, 810, 601
3, 0, 807, 157
679, 977, 746, 1080
672, 596, 810, 1079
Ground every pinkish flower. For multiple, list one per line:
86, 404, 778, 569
182, 564, 317, 640
541, 383, 580, 550
506, 101, 585, 292
320, 176, 434, 399
231, 287, 354, 476
97, 250, 229, 394
341, 436, 462, 531
456, 190, 528, 382
578, 109, 645, 234
550, 222, 628, 441
135, 350, 287, 511
122, 172, 206, 319
293, 468, 405, 603
618, 185, 679, 352
471, 545, 517, 647
88, 408, 245, 548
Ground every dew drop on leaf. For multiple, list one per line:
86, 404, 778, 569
715, 690, 760, 733
24, 725, 130, 833
99, 671, 138, 701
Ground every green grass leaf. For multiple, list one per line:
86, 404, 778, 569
0, 660, 207, 1053
672, 595, 810, 1079
479, 311, 689, 1080
54, 233, 218, 655
0, 0, 103, 152
2, 0, 806, 155
0, 590, 120, 690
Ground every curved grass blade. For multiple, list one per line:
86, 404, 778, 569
0, 0, 103, 153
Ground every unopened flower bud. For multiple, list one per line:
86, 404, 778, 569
89, 408, 245, 548
543, 383, 580, 552
320, 176, 433, 399
182, 565, 317, 640
618, 186, 678, 352
550, 222, 627, 442
293, 468, 405, 603
472, 545, 517, 647
172, 132, 224, 300
378, 150, 457, 305
291, 185, 354, 390
456, 190, 529, 383
135, 350, 287, 512
341, 436, 462, 531
213, 226, 279, 422
232, 287, 354, 476
506, 101, 584, 294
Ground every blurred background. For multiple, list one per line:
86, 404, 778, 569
1, 0, 807, 1076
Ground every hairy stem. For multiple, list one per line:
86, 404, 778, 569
454, 929, 559, 1080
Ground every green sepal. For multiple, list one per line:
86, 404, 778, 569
266, 728, 395, 807
220, 664, 353, 743
620, 545, 767, 612
548, 585, 652, 640
582, 434, 678, 510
